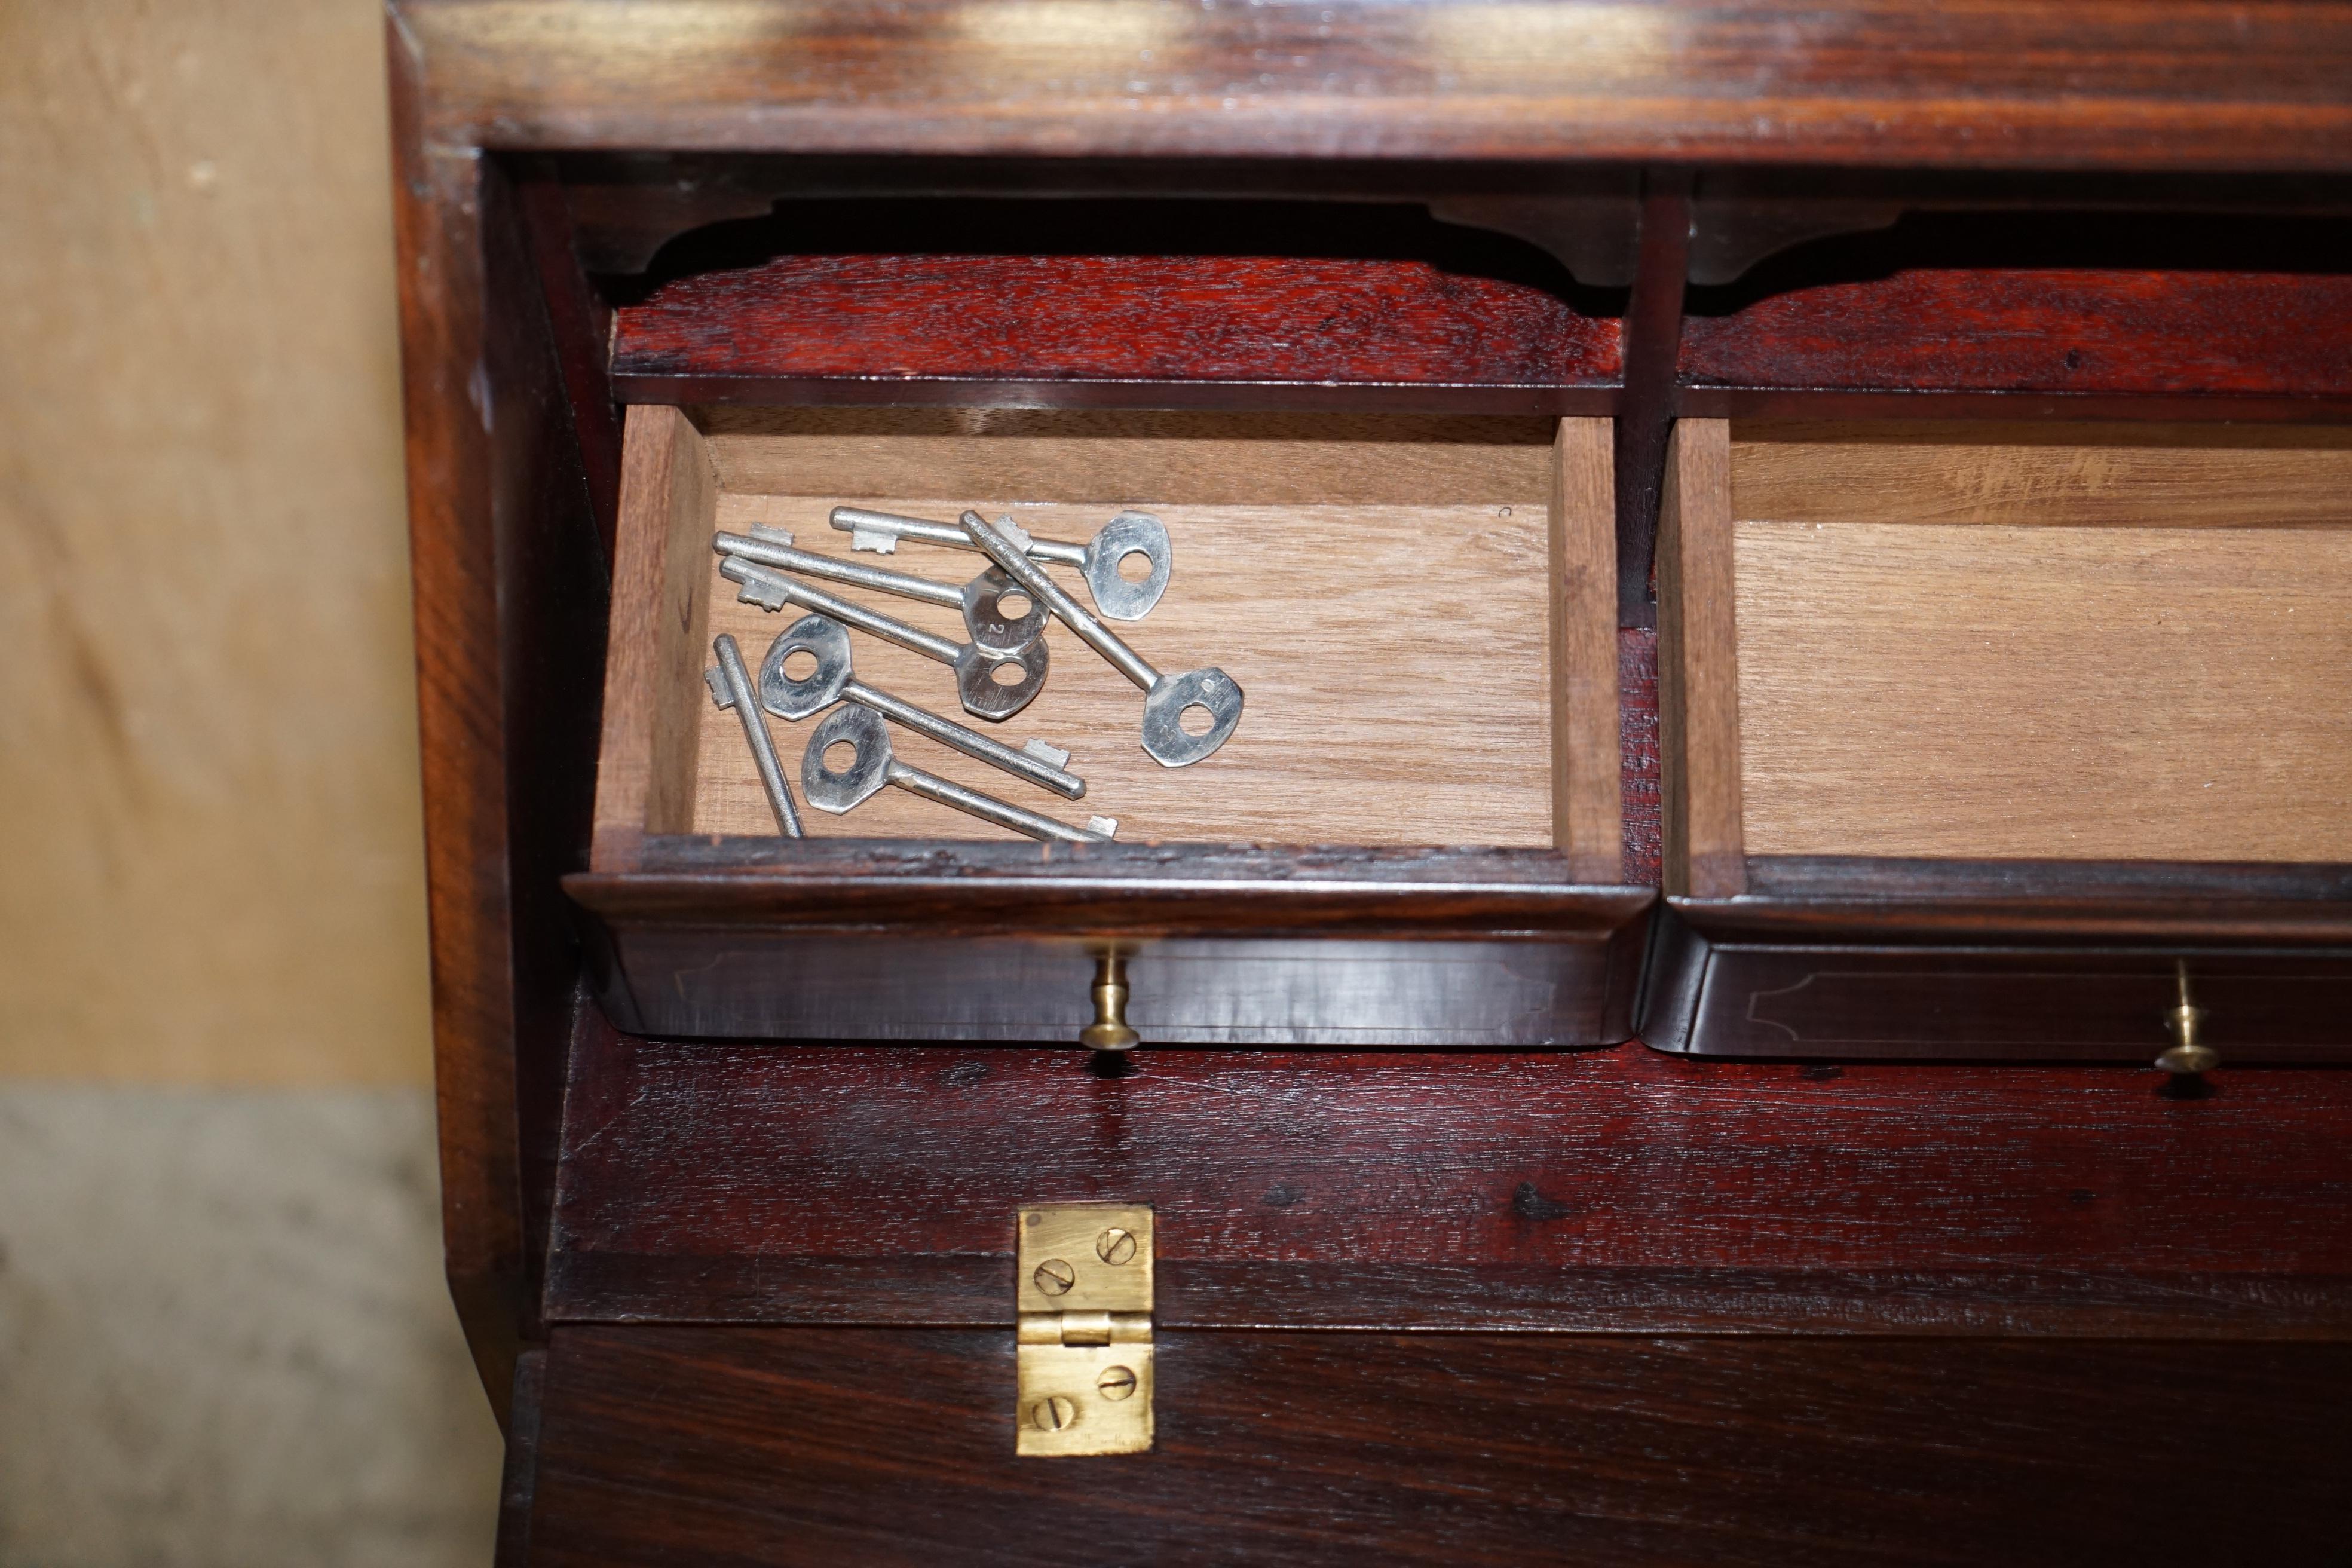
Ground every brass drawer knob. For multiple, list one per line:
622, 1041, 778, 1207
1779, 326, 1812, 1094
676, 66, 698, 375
2155, 961, 2219, 1076
1080, 951, 1140, 1053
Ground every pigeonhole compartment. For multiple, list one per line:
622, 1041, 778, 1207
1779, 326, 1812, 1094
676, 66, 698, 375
566, 404, 1651, 1046
1649, 419, 2352, 1061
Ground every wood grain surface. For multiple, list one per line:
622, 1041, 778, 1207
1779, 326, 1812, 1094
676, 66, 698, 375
1612, 182, 1691, 624
395, 63, 618, 1413
698, 408, 1559, 506
1619, 627, 1662, 886
394, 0, 2352, 172
1734, 421, 2352, 529
612, 252, 1619, 404
547, 1025, 2352, 1334
589, 406, 714, 863
1683, 268, 2352, 406
693, 497, 1553, 845
565, 841, 1652, 1043
515, 1325, 2352, 1567
1549, 419, 1621, 879
1728, 427, 2352, 862
1737, 523, 2352, 861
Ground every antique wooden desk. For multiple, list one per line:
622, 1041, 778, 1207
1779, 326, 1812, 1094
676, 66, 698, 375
388, 4, 2352, 1560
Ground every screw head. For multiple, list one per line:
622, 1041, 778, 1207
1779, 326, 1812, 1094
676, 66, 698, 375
1031, 1395, 1077, 1431
1096, 1365, 1138, 1402
1095, 1227, 1137, 1266
1032, 1257, 1076, 1296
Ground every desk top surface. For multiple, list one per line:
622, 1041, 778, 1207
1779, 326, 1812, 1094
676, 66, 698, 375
392, 0, 2352, 172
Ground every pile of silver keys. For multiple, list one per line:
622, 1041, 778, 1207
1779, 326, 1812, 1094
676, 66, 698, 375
705, 504, 1244, 842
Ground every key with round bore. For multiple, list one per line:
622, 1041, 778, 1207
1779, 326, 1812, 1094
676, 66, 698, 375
801, 706, 1119, 843
719, 556, 1048, 722
957, 510, 1242, 768
759, 615, 1086, 800
703, 632, 803, 837
831, 504, 1173, 622
712, 525, 1046, 654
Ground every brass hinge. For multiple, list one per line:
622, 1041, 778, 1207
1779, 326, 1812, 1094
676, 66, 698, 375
1015, 1203, 1153, 1456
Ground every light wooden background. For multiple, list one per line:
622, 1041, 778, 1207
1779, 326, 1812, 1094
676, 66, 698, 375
0, 0, 428, 1082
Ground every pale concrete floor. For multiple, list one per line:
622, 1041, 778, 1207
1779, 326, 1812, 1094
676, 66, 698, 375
0, 1088, 502, 1567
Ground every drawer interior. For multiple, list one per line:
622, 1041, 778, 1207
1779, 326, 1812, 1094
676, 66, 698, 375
591, 407, 1623, 875
1661, 419, 2352, 894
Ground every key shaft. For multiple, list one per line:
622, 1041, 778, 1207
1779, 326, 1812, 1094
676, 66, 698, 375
715, 529, 964, 608
722, 557, 964, 665
960, 510, 1159, 690
846, 678, 1085, 800
705, 632, 803, 837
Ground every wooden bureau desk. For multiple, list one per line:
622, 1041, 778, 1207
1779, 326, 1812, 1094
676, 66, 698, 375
387, 4, 2352, 1560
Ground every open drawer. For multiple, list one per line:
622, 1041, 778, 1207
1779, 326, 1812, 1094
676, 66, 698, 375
1646, 419, 2352, 1062
565, 405, 1649, 1046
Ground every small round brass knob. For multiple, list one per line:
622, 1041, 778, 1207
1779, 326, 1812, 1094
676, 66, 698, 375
2155, 961, 2218, 1076
1079, 950, 1140, 1052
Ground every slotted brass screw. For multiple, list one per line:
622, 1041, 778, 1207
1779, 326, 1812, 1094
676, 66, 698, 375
1031, 1396, 1077, 1431
1095, 1227, 1137, 1266
1033, 1258, 1077, 1296
1097, 1366, 1138, 1402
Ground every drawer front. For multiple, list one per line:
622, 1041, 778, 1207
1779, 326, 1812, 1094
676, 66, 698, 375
1660, 945, 2352, 1061
587, 927, 1642, 1047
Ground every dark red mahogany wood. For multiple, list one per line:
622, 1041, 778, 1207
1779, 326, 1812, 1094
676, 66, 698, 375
1612, 182, 1690, 626
547, 1024, 2352, 1336
518, 1325, 2352, 1567
391, 39, 615, 1417
516, 170, 623, 561
566, 846, 1653, 1047
610, 252, 1621, 410
1618, 626, 1661, 886
1649, 862, 2352, 1061
399, 0, 2352, 172
493, 1349, 548, 1568
1681, 267, 2352, 416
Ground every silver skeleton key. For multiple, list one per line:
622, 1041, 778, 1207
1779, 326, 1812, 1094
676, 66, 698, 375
760, 615, 1085, 800
719, 556, 1048, 722
712, 526, 1046, 654
802, 706, 1118, 844
958, 510, 1242, 768
705, 632, 803, 836
831, 504, 1173, 622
